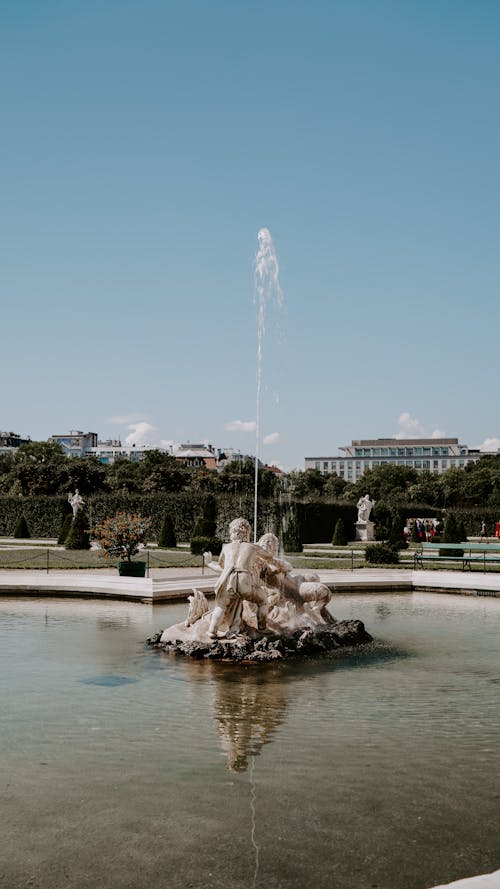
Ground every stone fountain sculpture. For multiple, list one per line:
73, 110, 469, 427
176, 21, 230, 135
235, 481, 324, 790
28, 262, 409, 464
149, 517, 372, 662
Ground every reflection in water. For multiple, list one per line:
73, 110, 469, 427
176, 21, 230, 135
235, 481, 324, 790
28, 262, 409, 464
212, 670, 289, 772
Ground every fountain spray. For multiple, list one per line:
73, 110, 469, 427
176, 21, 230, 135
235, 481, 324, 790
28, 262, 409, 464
253, 228, 283, 541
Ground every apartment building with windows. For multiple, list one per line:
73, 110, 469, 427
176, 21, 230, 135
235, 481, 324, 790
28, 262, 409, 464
305, 438, 482, 483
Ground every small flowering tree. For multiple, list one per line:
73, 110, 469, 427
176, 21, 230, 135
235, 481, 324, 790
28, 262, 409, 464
93, 513, 151, 563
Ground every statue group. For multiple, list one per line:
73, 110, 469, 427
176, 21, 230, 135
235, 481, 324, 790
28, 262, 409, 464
152, 517, 372, 661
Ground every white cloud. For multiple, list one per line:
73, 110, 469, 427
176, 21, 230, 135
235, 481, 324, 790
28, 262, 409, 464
225, 419, 257, 433
394, 412, 444, 440
263, 431, 280, 445
124, 422, 159, 448
476, 437, 500, 452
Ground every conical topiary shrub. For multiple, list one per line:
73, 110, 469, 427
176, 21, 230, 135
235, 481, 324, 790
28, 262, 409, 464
65, 509, 91, 550
388, 512, 407, 550
58, 514, 73, 545
332, 517, 348, 546
191, 495, 222, 555
158, 514, 177, 548
14, 515, 30, 539
442, 513, 461, 544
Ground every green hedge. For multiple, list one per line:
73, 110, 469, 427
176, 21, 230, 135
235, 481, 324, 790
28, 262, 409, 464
0, 494, 383, 544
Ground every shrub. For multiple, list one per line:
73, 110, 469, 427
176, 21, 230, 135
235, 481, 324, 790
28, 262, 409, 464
65, 509, 91, 550
14, 515, 30, 538
442, 513, 461, 544
332, 517, 348, 546
457, 520, 467, 542
93, 512, 151, 562
191, 495, 221, 554
388, 512, 408, 550
373, 501, 392, 541
158, 514, 177, 548
282, 518, 303, 553
57, 514, 73, 545
365, 543, 399, 565
191, 536, 223, 556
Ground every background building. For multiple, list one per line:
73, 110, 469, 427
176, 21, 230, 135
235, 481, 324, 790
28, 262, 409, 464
305, 438, 482, 482
0, 431, 31, 454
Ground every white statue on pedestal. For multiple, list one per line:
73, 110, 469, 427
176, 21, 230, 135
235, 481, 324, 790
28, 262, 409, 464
357, 493, 375, 523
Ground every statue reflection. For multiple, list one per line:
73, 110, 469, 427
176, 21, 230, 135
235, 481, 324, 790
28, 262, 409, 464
211, 669, 289, 772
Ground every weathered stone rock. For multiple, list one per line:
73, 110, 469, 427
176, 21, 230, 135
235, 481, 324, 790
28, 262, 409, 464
147, 619, 372, 662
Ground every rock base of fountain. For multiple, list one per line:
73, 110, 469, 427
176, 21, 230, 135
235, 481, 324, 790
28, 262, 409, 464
148, 619, 372, 662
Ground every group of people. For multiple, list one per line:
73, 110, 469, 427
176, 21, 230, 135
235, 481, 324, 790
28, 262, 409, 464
406, 519, 438, 542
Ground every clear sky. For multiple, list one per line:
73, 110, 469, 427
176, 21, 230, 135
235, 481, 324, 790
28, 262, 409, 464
2, 0, 499, 469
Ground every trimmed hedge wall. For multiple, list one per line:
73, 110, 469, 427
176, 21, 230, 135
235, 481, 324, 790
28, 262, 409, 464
0, 494, 362, 543
3, 494, 469, 543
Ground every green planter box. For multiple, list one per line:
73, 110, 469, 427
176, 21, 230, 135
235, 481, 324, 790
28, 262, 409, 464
118, 561, 147, 578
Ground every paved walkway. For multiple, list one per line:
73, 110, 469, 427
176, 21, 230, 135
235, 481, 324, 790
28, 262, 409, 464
0, 566, 499, 602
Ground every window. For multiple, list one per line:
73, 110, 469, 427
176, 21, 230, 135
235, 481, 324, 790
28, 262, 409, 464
323, 462, 328, 472
423, 447, 430, 455
441, 460, 448, 468
389, 448, 397, 456
373, 448, 380, 456
315, 462, 320, 470
355, 448, 362, 456
441, 448, 448, 456
423, 460, 430, 469
381, 448, 388, 456
433, 460, 439, 469
415, 460, 422, 468
398, 448, 404, 456
432, 448, 440, 456
363, 448, 371, 456
415, 447, 422, 456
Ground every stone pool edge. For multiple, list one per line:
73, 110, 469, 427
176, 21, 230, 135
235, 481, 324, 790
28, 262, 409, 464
0, 567, 499, 602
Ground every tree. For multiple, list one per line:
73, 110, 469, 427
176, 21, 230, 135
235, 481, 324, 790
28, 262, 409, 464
58, 513, 73, 545
346, 465, 418, 504
332, 517, 348, 546
105, 458, 142, 493
65, 508, 91, 550
324, 473, 348, 499
14, 515, 30, 538
388, 511, 407, 550
289, 469, 325, 499
140, 451, 190, 493
442, 513, 461, 544
63, 456, 107, 495
191, 494, 222, 555
158, 514, 177, 548
93, 513, 151, 562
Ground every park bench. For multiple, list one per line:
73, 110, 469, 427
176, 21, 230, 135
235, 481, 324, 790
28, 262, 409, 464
414, 541, 500, 571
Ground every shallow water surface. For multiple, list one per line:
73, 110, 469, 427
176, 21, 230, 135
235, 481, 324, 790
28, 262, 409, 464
1, 593, 499, 889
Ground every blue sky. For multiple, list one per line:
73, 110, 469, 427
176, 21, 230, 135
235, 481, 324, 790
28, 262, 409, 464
2, 0, 499, 469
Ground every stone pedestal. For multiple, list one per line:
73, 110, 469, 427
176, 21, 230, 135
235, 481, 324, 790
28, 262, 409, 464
355, 521, 375, 542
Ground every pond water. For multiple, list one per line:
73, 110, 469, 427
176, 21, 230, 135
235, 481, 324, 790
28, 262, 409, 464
1, 592, 499, 889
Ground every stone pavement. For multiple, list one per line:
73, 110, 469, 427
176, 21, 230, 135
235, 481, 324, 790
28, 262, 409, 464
0, 566, 499, 602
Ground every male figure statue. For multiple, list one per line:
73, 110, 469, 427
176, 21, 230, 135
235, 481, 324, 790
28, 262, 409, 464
208, 517, 285, 639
